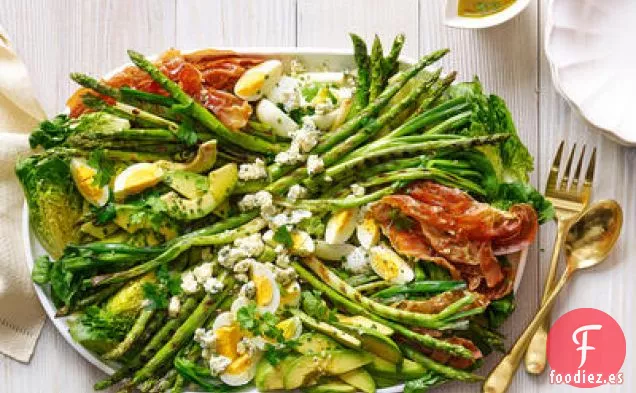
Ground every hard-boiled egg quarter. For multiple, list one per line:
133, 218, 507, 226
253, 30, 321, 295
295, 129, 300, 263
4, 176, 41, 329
325, 208, 359, 244
113, 162, 164, 201
211, 311, 262, 386
250, 262, 281, 314
69, 158, 110, 207
234, 60, 283, 101
255, 99, 299, 138
369, 244, 414, 284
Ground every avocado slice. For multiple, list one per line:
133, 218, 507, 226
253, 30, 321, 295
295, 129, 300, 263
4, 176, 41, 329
161, 163, 237, 220
334, 322, 403, 364
163, 170, 209, 199
306, 382, 357, 393
336, 315, 394, 336
338, 369, 376, 393
297, 333, 342, 354
157, 140, 217, 173
255, 356, 299, 391
284, 350, 373, 390
366, 356, 426, 380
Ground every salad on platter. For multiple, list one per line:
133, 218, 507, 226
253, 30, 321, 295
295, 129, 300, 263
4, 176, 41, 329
18, 33, 553, 393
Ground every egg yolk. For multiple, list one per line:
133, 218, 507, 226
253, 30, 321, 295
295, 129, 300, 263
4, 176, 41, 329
375, 255, 399, 281
225, 353, 253, 375
276, 319, 298, 340
123, 165, 162, 194
236, 72, 265, 97
254, 275, 273, 307
74, 166, 103, 200
215, 324, 241, 359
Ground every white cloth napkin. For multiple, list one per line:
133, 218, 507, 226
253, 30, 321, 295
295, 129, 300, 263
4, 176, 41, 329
0, 25, 48, 363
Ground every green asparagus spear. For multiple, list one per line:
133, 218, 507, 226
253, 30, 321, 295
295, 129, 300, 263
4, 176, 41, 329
369, 35, 385, 102
131, 287, 232, 385
81, 94, 180, 132
403, 346, 483, 382
90, 213, 262, 287
127, 50, 284, 154
301, 256, 466, 329
384, 33, 406, 78
373, 281, 467, 298
315, 48, 449, 155
324, 134, 510, 180
291, 262, 473, 358
103, 308, 155, 360
347, 33, 371, 120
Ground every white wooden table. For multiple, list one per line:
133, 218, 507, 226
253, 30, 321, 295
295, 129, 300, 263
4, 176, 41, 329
0, 1, 633, 392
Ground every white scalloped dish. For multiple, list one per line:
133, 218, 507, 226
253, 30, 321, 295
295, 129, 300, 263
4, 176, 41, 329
23, 48, 530, 393
546, 0, 636, 145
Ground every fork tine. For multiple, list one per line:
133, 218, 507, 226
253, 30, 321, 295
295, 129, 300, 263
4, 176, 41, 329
559, 143, 576, 191
570, 144, 586, 190
546, 141, 564, 193
585, 147, 597, 184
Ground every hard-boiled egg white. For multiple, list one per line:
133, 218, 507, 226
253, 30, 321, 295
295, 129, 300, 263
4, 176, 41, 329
369, 244, 414, 284
255, 99, 299, 138
234, 60, 283, 101
314, 241, 356, 261
113, 162, 163, 201
325, 208, 359, 244
357, 217, 381, 249
70, 158, 110, 207
250, 262, 281, 314
279, 281, 301, 308
211, 311, 262, 386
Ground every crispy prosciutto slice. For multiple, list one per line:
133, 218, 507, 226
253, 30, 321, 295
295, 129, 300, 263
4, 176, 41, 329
370, 181, 538, 299
67, 49, 263, 130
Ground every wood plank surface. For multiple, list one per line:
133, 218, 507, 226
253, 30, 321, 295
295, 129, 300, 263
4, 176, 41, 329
0, 0, 631, 392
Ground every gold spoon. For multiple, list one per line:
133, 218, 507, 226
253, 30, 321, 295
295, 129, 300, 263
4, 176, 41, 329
482, 199, 623, 393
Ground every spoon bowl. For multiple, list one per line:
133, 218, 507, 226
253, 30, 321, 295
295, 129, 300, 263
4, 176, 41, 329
482, 199, 623, 393
565, 199, 623, 271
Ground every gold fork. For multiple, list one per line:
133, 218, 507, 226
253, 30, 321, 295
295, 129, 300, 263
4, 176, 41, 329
481, 142, 597, 393
523, 142, 595, 374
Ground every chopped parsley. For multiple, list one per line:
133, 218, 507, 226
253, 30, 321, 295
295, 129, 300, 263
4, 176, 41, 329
87, 149, 115, 187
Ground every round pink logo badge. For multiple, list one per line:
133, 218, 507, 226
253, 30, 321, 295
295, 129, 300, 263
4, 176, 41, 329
547, 308, 625, 387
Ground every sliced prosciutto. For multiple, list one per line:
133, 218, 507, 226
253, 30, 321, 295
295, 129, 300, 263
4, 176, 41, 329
370, 181, 538, 299
67, 49, 263, 130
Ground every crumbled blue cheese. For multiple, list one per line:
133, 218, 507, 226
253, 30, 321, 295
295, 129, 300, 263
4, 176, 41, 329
238, 190, 274, 212
286, 185, 307, 202
218, 233, 264, 268
270, 209, 312, 228
307, 155, 325, 175
180, 271, 199, 294
233, 258, 254, 274
193, 262, 214, 283
292, 118, 320, 153
275, 252, 291, 268
314, 99, 336, 116
274, 143, 305, 166
168, 296, 181, 318
203, 277, 224, 294
350, 184, 365, 197
194, 328, 217, 349
234, 234, 265, 257
274, 267, 297, 286
343, 247, 372, 274
239, 158, 268, 181
238, 281, 256, 299
209, 355, 232, 376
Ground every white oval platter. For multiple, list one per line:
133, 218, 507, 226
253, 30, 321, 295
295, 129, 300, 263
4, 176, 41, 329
22, 48, 528, 393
